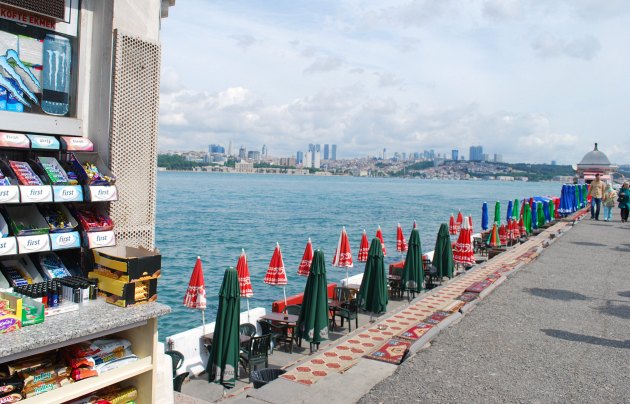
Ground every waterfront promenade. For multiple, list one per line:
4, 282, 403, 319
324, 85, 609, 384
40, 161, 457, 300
361, 217, 630, 403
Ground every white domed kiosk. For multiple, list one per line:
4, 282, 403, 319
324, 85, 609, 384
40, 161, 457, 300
576, 143, 616, 183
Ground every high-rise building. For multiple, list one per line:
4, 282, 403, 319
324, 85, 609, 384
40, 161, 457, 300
262, 144, 267, 156
296, 151, 303, 165
304, 150, 312, 168
383, 148, 387, 160
209, 144, 225, 154
238, 146, 247, 160
451, 149, 459, 161
331, 144, 337, 161
228, 140, 233, 156
402, 152, 407, 161
493, 154, 502, 163
469, 145, 483, 161
324, 144, 330, 160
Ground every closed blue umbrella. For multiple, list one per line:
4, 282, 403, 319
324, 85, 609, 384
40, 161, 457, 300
531, 202, 538, 230
506, 200, 513, 223
543, 201, 550, 222
481, 202, 489, 231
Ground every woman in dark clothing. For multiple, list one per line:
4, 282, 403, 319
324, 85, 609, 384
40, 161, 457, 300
618, 182, 630, 222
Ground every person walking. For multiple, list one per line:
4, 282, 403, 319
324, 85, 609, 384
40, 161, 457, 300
618, 182, 630, 223
587, 173, 605, 220
601, 183, 617, 222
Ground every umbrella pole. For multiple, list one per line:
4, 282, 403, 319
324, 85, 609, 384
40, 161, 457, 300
246, 298, 251, 323
369, 312, 374, 323
345, 268, 349, 287
202, 309, 206, 335
283, 287, 287, 308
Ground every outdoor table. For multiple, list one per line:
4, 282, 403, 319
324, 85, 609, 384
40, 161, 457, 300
259, 313, 299, 353
327, 300, 347, 329
202, 332, 252, 353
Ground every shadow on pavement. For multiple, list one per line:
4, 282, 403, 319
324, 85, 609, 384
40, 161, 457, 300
597, 302, 630, 320
618, 291, 630, 299
541, 329, 630, 349
570, 241, 607, 246
524, 288, 590, 301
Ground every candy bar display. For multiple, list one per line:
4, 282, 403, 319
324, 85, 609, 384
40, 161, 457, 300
1, 265, 31, 287
1, 352, 74, 400
36, 157, 73, 185
0, 166, 12, 186
4, 205, 50, 236
70, 153, 116, 186
38, 204, 78, 232
37, 252, 72, 279
71, 205, 114, 232
8, 161, 43, 186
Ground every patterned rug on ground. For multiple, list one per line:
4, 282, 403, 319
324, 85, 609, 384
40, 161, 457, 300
397, 322, 433, 341
364, 338, 412, 365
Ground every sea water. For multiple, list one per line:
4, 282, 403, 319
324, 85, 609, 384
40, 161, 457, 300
156, 172, 560, 339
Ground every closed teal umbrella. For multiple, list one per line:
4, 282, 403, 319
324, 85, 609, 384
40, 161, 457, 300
432, 224, 454, 279
296, 250, 329, 351
494, 201, 501, 225
513, 198, 520, 220
402, 228, 423, 299
523, 203, 532, 234
207, 267, 240, 389
537, 201, 545, 228
358, 238, 388, 319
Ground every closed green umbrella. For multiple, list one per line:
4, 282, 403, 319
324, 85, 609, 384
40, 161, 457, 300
358, 238, 388, 320
402, 228, 423, 299
432, 223, 454, 279
297, 249, 329, 352
537, 201, 545, 228
494, 201, 501, 225
549, 200, 555, 221
207, 267, 240, 389
513, 198, 520, 220
523, 203, 532, 234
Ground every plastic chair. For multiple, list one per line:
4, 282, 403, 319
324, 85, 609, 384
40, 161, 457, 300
239, 334, 271, 382
333, 298, 359, 333
258, 319, 283, 354
239, 323, 257, 351
251, 368, 287, 389
331, 287, 351, 303
388, 266, 404, 299
283, 305, 302, 348
164, 350, 189, 392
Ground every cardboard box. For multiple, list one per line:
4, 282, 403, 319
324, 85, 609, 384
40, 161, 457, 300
89, 272, 157, 308
92, 246, 161, 282
0, 292, 22, 333
16, 293, 45, 326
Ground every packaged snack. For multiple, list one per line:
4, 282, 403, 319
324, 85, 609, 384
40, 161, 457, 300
70, 206, 114, 232
8, 161, 43, 186
97, 385, 138, 404
69, 347, 133, 370
38, 253, 72, 279
7, 353, 54, 376
0, 393, 22, 403
0, 167, 11, 186
37, 157, 70, 185
64, 338, 131, 362
38, 205, 77, 233
70, 355, 138, 381
0, 374, 23, 397
20, 364, 70, 386
22, 376, 72, 398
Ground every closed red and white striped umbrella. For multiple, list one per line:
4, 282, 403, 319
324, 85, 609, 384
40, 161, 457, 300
264, 242, 288, 306
453, 217, 475, 266
449, 214, 457, 235
455, 211, 464, 234
357, 230, 369, 262
183, 256, 207, 332
499, 223, 508, 246
236, 249, 253, 322
333, 226, 353, 285
297, 238, 314, 277
375, 225, 387, 256
396, 223, 407, 253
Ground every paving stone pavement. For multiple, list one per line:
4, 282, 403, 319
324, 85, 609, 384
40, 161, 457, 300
359, 218, 630, 403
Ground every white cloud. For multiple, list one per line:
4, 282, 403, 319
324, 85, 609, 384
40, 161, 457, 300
159, 0, 630, 164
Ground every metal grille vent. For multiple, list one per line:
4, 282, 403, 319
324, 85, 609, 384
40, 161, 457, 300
0, 0, 65, 20
109, 31, 161, 250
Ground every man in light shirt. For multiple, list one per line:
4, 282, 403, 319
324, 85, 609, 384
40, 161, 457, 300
587, 173, 605, 220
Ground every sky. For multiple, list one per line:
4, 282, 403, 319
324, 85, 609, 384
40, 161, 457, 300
159, 0, 630, 165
